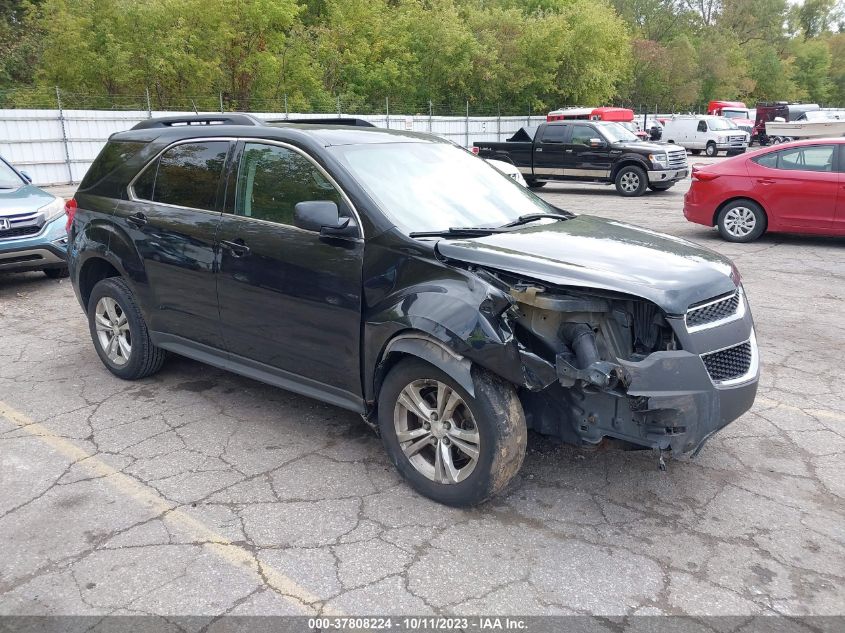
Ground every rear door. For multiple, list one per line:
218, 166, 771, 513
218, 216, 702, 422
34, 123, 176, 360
750, 143, 839, 230
532, 124, 569, 178
215, 140, 364, 408
117, 139, 231, 346
563, 123, 612, 179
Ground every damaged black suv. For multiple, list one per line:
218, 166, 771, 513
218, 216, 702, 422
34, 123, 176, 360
68, 115, 759, 506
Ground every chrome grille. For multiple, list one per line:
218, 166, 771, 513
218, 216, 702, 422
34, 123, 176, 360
702, 342, 752, 382
686, 292, 740, 328
667, 149, 688, 170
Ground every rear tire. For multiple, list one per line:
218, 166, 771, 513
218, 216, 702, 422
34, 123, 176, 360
705, 142, 718, 157
44, 267, 69, 279
378, 358, 526, 507
648, 183, 674, 192
527, 180, 546, 189
614, 165, 648, 197
690, 149, 702, 156
716, 200, 767, 243
87, 277, 166, 380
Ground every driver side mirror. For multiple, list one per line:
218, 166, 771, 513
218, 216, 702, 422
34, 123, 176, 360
588, 138, 606, 149
294, 200, 356, 237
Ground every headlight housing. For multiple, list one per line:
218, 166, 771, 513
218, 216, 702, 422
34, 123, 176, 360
649, 153, 669, 168
39, 197, 65, 223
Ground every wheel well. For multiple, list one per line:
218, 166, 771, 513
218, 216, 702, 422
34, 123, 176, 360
78, 258, 121, 309
713, 197, 768, 227
611, 159, 648, 179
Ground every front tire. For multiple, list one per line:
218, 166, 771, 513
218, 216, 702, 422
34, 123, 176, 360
378, 358, 526, 507
705, 142, 718, 157
526, 180, 546, 189
716, 200, 767, 243
87, 277, 166, 380
614, 165, 648, 197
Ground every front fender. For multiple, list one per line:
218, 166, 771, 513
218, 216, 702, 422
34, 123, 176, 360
364, 272, 556, 401
611, 154, 651, 178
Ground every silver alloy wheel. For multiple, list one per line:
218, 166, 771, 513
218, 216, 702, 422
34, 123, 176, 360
723, 206, 757, 238
393, 379, 480, 484
619, 171, 640, 193
94, 296, 131, 366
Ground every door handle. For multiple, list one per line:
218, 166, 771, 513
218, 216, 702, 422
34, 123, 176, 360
126, 212, 147, 227
757, 178, 776, 185
564, 149, 574, 153
221, 239, 251, 257
535, 148, 543, 152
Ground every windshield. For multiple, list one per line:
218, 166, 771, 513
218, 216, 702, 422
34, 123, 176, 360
0, 159, 25, 189
707, 118, 733, 131
722, 110, 749, 120
331, 142, 560, 233
595, 122, 639, 143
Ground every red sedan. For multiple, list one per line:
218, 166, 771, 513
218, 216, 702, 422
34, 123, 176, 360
684, 138, 845, 242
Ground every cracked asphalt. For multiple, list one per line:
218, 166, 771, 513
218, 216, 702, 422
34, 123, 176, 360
0, 167, 843, 619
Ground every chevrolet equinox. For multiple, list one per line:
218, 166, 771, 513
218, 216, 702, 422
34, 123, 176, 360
67, 115, 759, 506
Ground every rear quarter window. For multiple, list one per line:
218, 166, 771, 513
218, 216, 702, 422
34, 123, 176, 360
78, 140, 148, 197
752, 152, 778, 168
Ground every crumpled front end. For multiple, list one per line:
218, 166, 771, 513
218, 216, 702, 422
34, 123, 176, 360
496, 274, 759, 456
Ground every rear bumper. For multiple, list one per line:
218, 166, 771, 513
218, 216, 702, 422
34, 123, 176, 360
0, 215, 68, 272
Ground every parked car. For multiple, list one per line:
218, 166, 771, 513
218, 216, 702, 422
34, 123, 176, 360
0, 155, 69, 278
662, 115, 750, 156
684, 138, 844, 242
485, 158, 528, 187
69, 115, 758, 506
474, 121, 688, 196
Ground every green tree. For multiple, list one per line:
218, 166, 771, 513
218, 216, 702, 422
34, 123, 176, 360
791, 38, 833, 102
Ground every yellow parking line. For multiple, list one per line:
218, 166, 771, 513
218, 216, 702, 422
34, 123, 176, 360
0, 400, 335, 614
755, 396, 845, 423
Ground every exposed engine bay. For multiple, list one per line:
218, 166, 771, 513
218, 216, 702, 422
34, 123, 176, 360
474, 267, 756, 456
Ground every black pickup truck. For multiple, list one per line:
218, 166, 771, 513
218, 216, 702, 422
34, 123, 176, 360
474, 121, 689, 196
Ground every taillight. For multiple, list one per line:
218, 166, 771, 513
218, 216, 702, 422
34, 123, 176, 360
471, 146, 479, 155
65, 198, 77, 232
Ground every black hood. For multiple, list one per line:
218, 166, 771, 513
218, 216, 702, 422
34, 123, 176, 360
614, 140, 669, 153
435, 215, 737, 315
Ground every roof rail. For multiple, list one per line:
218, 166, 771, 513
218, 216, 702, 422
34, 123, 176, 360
131, 114, 264, 130
265, 117, 376, 127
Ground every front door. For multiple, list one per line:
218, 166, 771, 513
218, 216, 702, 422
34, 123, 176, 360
113, 139, 231, 346
563, 123, 612, 179
750, 144, 839, 230
216, 141, 365, 408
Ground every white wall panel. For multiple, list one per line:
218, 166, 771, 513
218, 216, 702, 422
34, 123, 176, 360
0, 109, 548, 186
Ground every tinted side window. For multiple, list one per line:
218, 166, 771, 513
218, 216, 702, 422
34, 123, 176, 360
137, 142, 230, 210
777, 145, 835, 173
570, 125, 595, 146
133, 161, 157, 200
697, 121, 707, 132
753, 152, 778, 169
235, 143, 342, 226
541, 125, 567, 143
